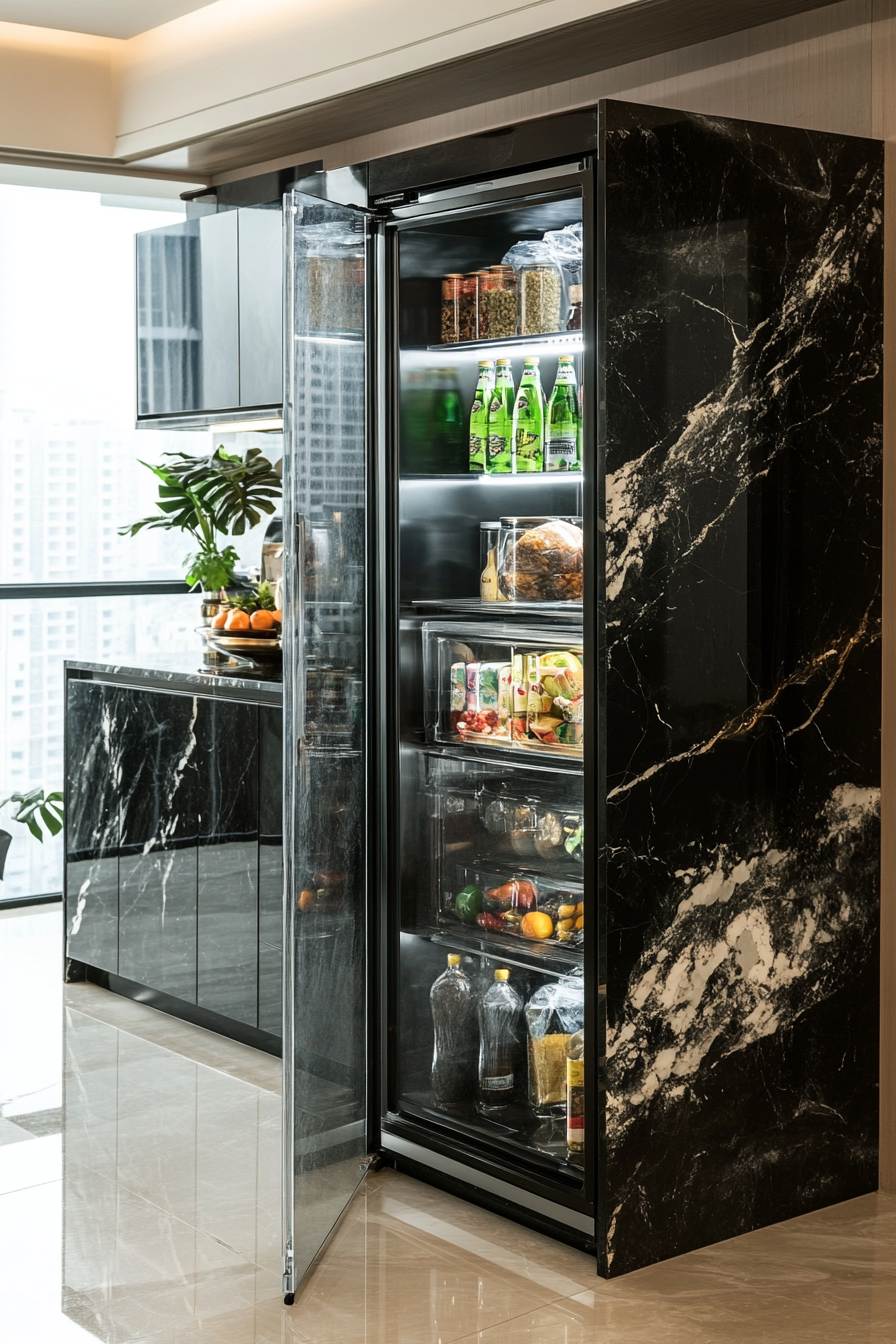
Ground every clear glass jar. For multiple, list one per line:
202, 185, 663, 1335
458, 275, 478, 342
518, 261, 563, 335
441, 274, 463, 343
497, 516, 584, 603
474, 271, 498, 340
486, 266, 518, 338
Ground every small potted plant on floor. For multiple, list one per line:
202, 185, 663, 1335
0, 789, 64, 883
120, 446, 282, 622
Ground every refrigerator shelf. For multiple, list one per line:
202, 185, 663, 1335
417, 740, 584, 776
413, 598, 582, 623
397, 1097, 586, 1185
430, 928, 582, 976
425, 331, 585, 356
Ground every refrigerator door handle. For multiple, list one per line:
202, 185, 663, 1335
293, 510, 307, 748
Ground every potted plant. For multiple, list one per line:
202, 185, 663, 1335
0, 788, 64, 883
120, 446, 282, 621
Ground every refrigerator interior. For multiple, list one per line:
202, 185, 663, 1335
388, 186, 591, 1206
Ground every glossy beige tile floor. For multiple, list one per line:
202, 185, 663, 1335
1, 903, 894, 1343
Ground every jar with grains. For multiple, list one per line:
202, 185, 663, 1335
459, 274, 478, 342
518, 261, 563, 336
485, 266, 518, 339
441, 274, 463, 343
475, 271, 498, 340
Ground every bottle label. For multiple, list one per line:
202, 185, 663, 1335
482, 1073, 514, 1091
547, 436, 578, 471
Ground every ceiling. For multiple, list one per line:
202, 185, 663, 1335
0, 1, 216, 39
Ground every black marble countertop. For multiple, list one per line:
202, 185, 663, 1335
65, 654, 282, 704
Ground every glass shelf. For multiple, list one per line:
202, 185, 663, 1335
425, 331, 584, 356
413, 598, 582, 622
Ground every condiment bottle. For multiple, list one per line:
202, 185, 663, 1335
567, 1029, 585, 1152
565, 284, 583, 331
480, 521, 500, 600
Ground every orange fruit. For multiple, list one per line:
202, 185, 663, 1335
211, 611, 228, 628
271, 610, 283, 624
298, 889, 315, 911
575, 915, 584, 930
250, 609, 274, 631
521, 911, 553, 940
225, 609, 250, 631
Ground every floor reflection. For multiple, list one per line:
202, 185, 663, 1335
1, 906, 894, 1344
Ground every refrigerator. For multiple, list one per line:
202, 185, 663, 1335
280, 102, 883, 1289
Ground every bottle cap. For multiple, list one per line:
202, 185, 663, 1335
447, 953, 461, 966
523, 356, 540, 365
495, 968, 510, 981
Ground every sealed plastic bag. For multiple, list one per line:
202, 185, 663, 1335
525, 976, 585, 1113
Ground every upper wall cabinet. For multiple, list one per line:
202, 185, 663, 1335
136, 205, 282, 426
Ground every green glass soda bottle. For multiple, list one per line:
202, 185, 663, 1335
469, 360, 495, 473
485, 359, 515, 474
512, 356, 545, 473
546, 356, 581, 472
432, 366, 466, 473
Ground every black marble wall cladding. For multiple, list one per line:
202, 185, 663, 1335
118, 691, 199, 1003
66, 681, 124, 975
196, 699, 260, 1027
599, 102, 883, 1276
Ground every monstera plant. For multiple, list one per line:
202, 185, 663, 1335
0, 788, 64, 882
120, 446, 282, 592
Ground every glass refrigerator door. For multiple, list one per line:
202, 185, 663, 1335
282, 191, 370, 1294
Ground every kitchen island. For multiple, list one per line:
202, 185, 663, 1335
64, 654, 283, 1053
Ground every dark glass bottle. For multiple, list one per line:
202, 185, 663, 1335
432, 366, 466, 473
477, 968, 524, 1113
430, 954, 477, 1111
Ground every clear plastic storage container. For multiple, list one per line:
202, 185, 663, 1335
497, 517, 584, 603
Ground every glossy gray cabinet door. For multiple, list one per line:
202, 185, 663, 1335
136, 221, 201, 416
197, 699, 259, 1027
239, 206, 283, 408
198, 211, 240, 412
65, 681, 121, 975
117, 692, 199, 1003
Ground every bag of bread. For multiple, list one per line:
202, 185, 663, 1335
497, 517, 584, 602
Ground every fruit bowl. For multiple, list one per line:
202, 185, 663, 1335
197, 626, 282, 666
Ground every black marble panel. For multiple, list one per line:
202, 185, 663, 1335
599, 102, 882, 1274
259, 706, 283, 949
118, 691, 199, 1003
196, 699, 259, 1027
65, 680, 122, 975
258, 939, 282, 1037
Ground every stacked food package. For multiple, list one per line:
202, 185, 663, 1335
450, 647, 583, 752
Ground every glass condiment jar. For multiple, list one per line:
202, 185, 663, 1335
441, 274, 463, 343
487, 266, 518, 339
518, 260, 563, 335
475, 270, 499, 340
459, 275, 478, 342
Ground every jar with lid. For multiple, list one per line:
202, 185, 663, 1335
497, 515, 584, 603
474, 271, 499, 340
458, 275, 478, 342
441, 274, 463, 343
485, 266, 518, 339
518, 259, 563, 336
479, 521, 501, 601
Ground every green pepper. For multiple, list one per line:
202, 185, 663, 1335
454, 884, 483, 924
